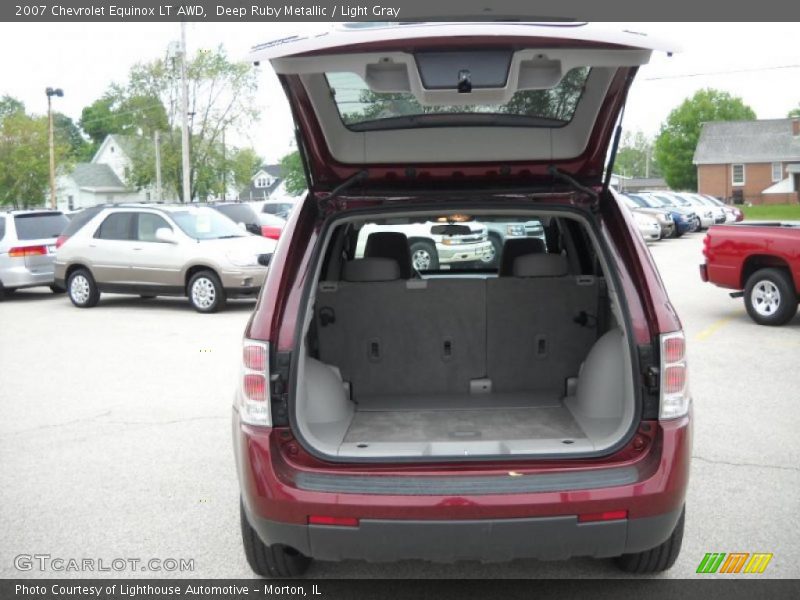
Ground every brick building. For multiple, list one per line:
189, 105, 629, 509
693, 118, 800, 205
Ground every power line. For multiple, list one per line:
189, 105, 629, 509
643, 64, 800, 81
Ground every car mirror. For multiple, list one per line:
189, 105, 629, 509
257, 253, 272, 267
155, 228, 177, 244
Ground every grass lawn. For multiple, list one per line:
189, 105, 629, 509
741, 204, 800, 221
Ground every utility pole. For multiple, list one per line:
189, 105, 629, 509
154, 130, 163, 202
179, 22, 191, 203
45, 87, 63, 209
221, 128, 226, 201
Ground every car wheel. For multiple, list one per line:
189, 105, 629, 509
615, 507, 685, 574
240, 499, 311, 578
50, 284, 65, 294
67, 268, 100, 308
480, 236, 502, 268
744, 268, 798, 326
409, 241, 439, 271
188, 270, 226, 313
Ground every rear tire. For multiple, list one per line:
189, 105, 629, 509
187, 270, 226, 313
744, 268, 798, 326
615, 507, 685, 574
67, 268, 100, 308
410, 241, 439, 271
240, 499, 311, 578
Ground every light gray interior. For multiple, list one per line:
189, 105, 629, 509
293, 211, 636, 459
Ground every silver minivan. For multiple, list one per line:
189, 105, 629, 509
0, 210, 70, 298
54, 205, 277, 312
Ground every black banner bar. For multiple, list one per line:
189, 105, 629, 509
3, 0, 800, 22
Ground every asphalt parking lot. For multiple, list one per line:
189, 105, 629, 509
1, 233, 799, 579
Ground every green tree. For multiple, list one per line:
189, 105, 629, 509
279, 150, 306, 196
79, 90, 168, 155
788, 103, 800, 118
53, 112, 91, 161
0, 102, 68, 209
654, 89, 756, 191
616, 131, 660, 179
229, 147, 262, 193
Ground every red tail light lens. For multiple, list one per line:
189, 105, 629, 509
660, 331, 689, 420
261, 226, 282, 240
663, 336, 685, 363
55, 235, 68, 249
578, 510, 628, 523
243, 345, 266, 371
239, 340, 270, 427
309, 516, 359, 527
664, 366, 687, 395
9, 245, 48, 257
243, 374, 267, 402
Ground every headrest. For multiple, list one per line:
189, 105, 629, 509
513, 253, 569, 278
364, 232, 412, 279
499, 237, 546, 276
342, 258, 401, 282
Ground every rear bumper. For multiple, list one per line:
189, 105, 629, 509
243, 505, 683, 563
219, 266, 268, 291
234, 414, 692, 562
0, 262, 55, 289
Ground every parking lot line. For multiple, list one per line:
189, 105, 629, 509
694, 314, 739, 340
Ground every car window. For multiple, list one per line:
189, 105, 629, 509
60, 206, 104, 239
95, 213, 135, 241
13, 212, 69, 240
170, 207, 246, 240
136, 213, 172, 242
262, 203, 294, 216
214, 204, 257, 225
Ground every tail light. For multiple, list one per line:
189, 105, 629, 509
238, 339, 271, 426
659, 331, 690, 420
9, 245, 48, 258
55, 235, 68, 249
261, 226, 282, 240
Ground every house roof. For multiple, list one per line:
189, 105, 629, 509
693, 119, 800, 165
70, 163, 127, 190
239, 164, 283, 200
258, 164, 282, 179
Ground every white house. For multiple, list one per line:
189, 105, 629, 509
55, 134, 154, 212
238, 164, 283, 202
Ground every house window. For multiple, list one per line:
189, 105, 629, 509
771, 162, 783, 182
255, 176, 269, 188
731, 164, 745, 186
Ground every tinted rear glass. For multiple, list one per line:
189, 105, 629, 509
327, 67, 589, 131
60, 207, 105, 238
95, 213, 135, 240
13, 213, 69, 240
262, 203, 294, 216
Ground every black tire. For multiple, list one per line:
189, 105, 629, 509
187, 270, 226, 313
67, 268, 100, 308
50, 284, 65, 294
409, 240, 439, 271
615, 507, 685, 574
744, 268, 798, 326
140, 294, 156, 299
479, 235, 502, 268
240, 499, 311, 578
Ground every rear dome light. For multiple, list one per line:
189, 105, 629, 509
659, 331, 690, 420
238, 339, 271, 427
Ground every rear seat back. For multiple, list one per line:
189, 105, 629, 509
487, 253, 600, 392
316, 262, 486, 397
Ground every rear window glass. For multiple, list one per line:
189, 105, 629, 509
327, 67, 589, 131
262, 203, 294, 216
60, 207, 104, 239
95, 213, 135, 241
13, 212, 69, 240
214, 204, 257, 225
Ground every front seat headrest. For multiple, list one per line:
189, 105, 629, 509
365, 232, 412, 279
499, 238, 546, 276
342, 258, 402, 282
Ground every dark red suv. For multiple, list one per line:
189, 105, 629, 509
233, 22, 691, 577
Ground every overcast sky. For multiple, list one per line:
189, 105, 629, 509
1, 22, 798, 162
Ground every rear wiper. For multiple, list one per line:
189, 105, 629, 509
547, 165, 599, 211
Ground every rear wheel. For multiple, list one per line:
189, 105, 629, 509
744, 268, 798, 326
615, 507, 685, 574
67, 268, 100, 308
240, 499, 311, 578
410, 241, 439, 271
188, 270, 226, 313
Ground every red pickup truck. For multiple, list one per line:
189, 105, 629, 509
700, 222, 800, 325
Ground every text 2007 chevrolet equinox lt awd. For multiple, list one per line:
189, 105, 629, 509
233, 22, 692, 577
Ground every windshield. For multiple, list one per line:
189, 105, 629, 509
654, 195, 676, 207
620, 194, 641, 209
170, 207, 247, 240
326, 67, 590, 131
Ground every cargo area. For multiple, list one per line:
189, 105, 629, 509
292, 210, 637, 459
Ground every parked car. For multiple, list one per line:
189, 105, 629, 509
700, 222, 800, 325
260, 200, 297, 220
54, 205, 276, 312
257, 213, 287, 241
355, 218, 493, 270
203, 202, 264, 236
668, 193, 716, 230
685, 194, 727, 225
0, 209, 70, 298
702, 195, 742, 222
234, 22, 691, 577
477, 218, 546, 267
618, 192, 675, 238
628, 193, 693, 237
